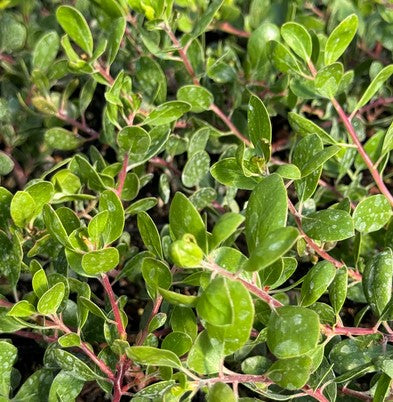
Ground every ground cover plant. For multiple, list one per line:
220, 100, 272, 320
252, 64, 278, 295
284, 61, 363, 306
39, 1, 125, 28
2, 0, 393, 401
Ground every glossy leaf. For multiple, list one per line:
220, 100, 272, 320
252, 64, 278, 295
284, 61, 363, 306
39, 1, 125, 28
81, 247, 119, 275
281, 22, 312, 61
314, 63, 343, 98
37, 282, 65, 315
270, 40, 301, 73
45, 127, 82, 151
137, 211, 163, 258
353, 195, 391, 233
0, 341, 17, 397
48, 370, 84, 402
207, 382, 236, 402
182, 150, 210, 188
7, 300, 35, 317
143, 101, 191, 126
126, 346, 181, 368
98, 190, 124, 244
142, 258, 171, 298
177, 85, 213, 112
10, 191, 35, 227
43, 204, 74, 249
117, 126, 151, 156
329, 266, 348, 314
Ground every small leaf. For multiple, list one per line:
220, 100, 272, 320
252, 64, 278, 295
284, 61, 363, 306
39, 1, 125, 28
143, 101, 191, 126
182, 150, 210, 188
245, 174, 287, 253
244, 227, 298, 272
302, 209, 354, 242
98, 190, 125, 244
117, 126, 151, 156
10, 191, 35, 227
107, 17, 126, 65
126, 346, 181, 368
196, 277, 233, 326
281, 22, 312, 61
45, 127, 82, 151
159, 288, 197, 307
373, 373, 392, 402
37, 282, 65, 315
207, 382, 236, 402
33, 31, 60, 71
48, 370, 84, 402
353, 64, 393, 113
0, 341, 17, 397
79, 296, 108, 321
148, 313, 167, 333
88, 210, 109, 245
353, 195, 391, 233
7, 300, 36, 317
270, 40, 301, 73
191, 0, 224, 38
267, 306, 320, 358
0, 152, 14, 176
137, 211, 163, 258
267, 355, 312, 390
142, 258, 171, 298
324, 14, 358, 65
161, 332, 192, 357
43, 204, 74, 249
177, 85, 213, 113
211, 212, 245, 250
275, 164, 301, 180
329, 266, 348, 314
248, 94, 272, 161
82, 248, 119, 275
314, 63, 343, 98
301, 145, 341, 177
58, 333, 81, 348
300, 261, 336, 307
56, 5, 93, 56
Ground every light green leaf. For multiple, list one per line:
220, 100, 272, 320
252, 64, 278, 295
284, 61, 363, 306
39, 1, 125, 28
98, 190, 124, 244
117, 126, 151, 156
158, 288, 197, 307
56, 6, 93, 56
126, 346, 181, 368
245, 174, 287, 253
301, 145, 341, 177
0, 152, 14, 176
37, 282, 65, 315
267, 306, 320, 358
161, 332, 192, 357
10, 191, 35, 227
300, 261, 336, 307
245, 227, 298, 272
353, 65, 393, 113
324, 14, 358, 65
329, 266, 348, 314
48, 370, 84, 402
248, 94, 271, 161
88, 210, 109, 245
107, 17, 126, 65
314, 63, 343, 98
191, 0, 224, 38
143, 101, 191, 126
177, 85, 213, 113
58, 333, 81, 348
0, 341, 17, 397
207, 382, 236, 402
302, 209, 354, 242
137, 211, 163, 258
142, 258, 171, 298
0, 231, 22, 286
211, 212, 245, 250
270, 40, 301, 74
353, 195, 391, 233
33, 31, 60, 71
43, 204, 74, 249
81, 247, 119, 275
281, 22, 312, 61
275, 164, 301, 180
13, 369, 54, 402
45, 128, 82, 151
182, 150, 210, 188
7, 300, 36, 317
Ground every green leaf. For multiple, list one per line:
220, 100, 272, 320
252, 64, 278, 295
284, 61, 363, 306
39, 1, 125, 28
314, 63, 343, 98
142, 258, 171, 298
88, 210, 109, 245
43, 204, 74, 249
161, 332, 192, 357
177, 85, 213, 113
81, 247, 119, 275
117, 126, 151, 156
353, 195, 391, 233
148, 312, 167, 332
205, 280, 254, 355
182, 150, 210, 188
267, 306, 320, 358
245, 174, 287, 253
170, 236, 204, 268
324, 14, 358, 65
45, 127, 82, 151
288, 112, 337, 145
196, 277, 233, 326
158, 288, 197, 307
33, 31, 60, 71
0, 231, 22, 286
210, 212, 245, 250
107, 17, 126, 65
0, 13, 26, 52
58, 333, 81, 348
363, 248, 393, 316
169, 192, 207, 251
301, 145, 341, 177
353, 64, 393, 113
292, 134, 323, 200
0, 341, 17, 397
98, 190, 124, 244
248, 94, 272, 161
270, 40, 301, 74
74, 155, 107, 192
0, 152, 14, 176
13, 369, 54, 402
56, 6, 93, 56
48, 370, 84, 402
37, 282, 65, 315
210, 158, 260, 190
171, 306, 197, 341
300, 261, 336, 307
275, 164, 301, 180
126, 346, 181, 368
186, 330, 222, 374
53, 349, 103, 380
143, 101, 191, 126
373, 373, 392, 402
191, 0, 224, 38
267, 355, 312, 390
25, 181, 55, 215
329, 266, 348, 314
137, 211, 163, 258
90, 0, 124, 18
7, 300, 35, 317
32, 267, 48, 298
207, 382, 236, 402
281, 22, 312, 61
244, 227, 298, 272
79, 296, 108, 321
302, 209, 354, 242
10, 191, 36, 227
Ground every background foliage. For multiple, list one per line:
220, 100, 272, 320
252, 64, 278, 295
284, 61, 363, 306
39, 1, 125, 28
1, 0, 393, 401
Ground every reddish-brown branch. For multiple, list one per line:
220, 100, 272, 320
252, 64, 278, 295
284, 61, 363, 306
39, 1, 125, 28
101, 274, 127, 340
324, 325, 378, 337
339, 386, 372, 401
116, 153, 129, 198
331, 97, 393, 207
135, 296, 163, 346
56, 112, 100, 140
13, 330, 58, 343
214, 22, 250, 38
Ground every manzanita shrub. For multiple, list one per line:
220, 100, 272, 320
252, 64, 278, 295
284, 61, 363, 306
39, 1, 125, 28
3, 0, 393, 401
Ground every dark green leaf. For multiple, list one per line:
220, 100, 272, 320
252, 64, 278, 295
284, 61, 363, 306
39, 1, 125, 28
126, 346, 181, 368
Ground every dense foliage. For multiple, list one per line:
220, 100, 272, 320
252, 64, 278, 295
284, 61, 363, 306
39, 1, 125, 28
2, 0, 393, 401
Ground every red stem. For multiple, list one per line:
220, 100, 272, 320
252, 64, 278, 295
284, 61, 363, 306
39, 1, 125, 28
339, 386, 372, 401
56, 112, 100, 140
214, 22, 250, 38
101, 274, 127, 340
116, 153, 129, 198
135, 296, 163, 346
